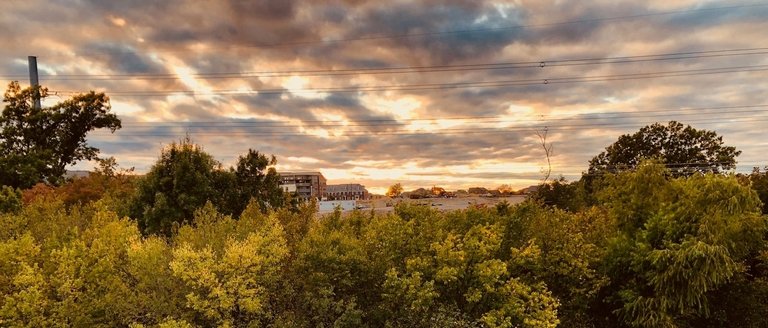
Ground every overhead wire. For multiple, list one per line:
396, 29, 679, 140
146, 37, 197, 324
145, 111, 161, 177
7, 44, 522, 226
116, 104, 768, 128
540, 162, 765, 176
578, 161, 765, 175
0, 2, 764, 75
118, 104, 768, 125
397, 162, 767, 177
87, 116, 768, 137
0, 3, 764, 179
1, 47, 765, 80
47, 64, 768, 97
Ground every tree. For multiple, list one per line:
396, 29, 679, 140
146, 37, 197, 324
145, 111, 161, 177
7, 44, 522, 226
54, 157, 137, 212
594, 162, 766, 326
130, 140, 285, 235
170, 202, 288, 327
536, 127, 553, 183
588, 121, 740, 176
0, 186, 21, 214
748, 167, 768, 214
529, 177, 587, 212
386, 183, 403, 198
227, 149, 284, 216
0, 82, 121, 189
130, 139, 222, 235
496, 184, 514, 195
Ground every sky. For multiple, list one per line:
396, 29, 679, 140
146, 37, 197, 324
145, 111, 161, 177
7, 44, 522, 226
1, 0, 767, 194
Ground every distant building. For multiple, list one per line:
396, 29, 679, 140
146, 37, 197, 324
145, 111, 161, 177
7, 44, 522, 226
520, 185, 540, 195
65, 170, 91, 179
279, 171, 326, 200
319, 200, 357, 212
325, 184, 369, 200
468, 187, 490, 195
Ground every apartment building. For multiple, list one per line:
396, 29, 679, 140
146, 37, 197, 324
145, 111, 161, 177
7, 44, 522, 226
279, 171, 327, 200
325, 183, 369, 200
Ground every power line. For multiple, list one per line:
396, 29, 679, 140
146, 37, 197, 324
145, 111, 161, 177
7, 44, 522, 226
547, 162, 765, 176
588, 162, 741, 168
48, 64, 768, 97
4, 47, 766, 80
414, 162, 767, 170
118, 104, 768, 125
88, 116, 768, 137
578, 161, 763, 175
115, 106, 768, 129
382, 162, 767, 177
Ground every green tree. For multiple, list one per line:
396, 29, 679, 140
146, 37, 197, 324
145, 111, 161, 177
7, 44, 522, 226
748, 167, 768, 214
0, 82, 121, 189
130, 140, 286, 235
228, 149, 284, 216
595, 162, 766, 327
588, 121, 741, 176
130, 139, 222, 235
290, 210, 371, 327
529, 177, 587, 212
508, 203, 612, 327
0, 186, 21, 214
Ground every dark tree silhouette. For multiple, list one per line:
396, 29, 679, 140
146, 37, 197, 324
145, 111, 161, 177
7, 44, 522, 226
0, 82, 121, 188
589, 121, 740, 176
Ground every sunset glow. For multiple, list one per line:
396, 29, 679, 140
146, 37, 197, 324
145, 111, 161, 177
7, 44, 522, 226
1, 0, 766, 192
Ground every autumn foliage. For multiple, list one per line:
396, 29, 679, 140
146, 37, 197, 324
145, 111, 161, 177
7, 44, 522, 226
0, 163, 766, 327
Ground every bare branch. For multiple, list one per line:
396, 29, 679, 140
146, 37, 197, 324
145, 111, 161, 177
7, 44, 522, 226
536, 127, 553, 184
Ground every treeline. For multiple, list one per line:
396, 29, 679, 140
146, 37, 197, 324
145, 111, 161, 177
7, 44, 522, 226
530, 121, 768, 216
532, 167, 768, 215
385, 184, 522, 199
5, 139, 289, 237
1, 163, 767, 327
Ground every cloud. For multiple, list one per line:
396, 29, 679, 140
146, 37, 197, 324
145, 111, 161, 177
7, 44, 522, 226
3, 0, 768, 190
227, 0, 296, 20
78, 43, 165, 74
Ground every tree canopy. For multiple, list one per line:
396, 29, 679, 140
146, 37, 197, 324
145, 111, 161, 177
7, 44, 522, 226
588, 121, 740, 176
1, 100, 767, 326
228, 149, 285, 215
130, 139, 285, 236
747, 167, 768, 214
594, 162, 766, 326
0, 82, 121, 189
1, 163, 767, 327
131, 139, 221, 235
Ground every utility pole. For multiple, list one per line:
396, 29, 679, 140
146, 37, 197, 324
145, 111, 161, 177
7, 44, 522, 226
28, 56, 41, 109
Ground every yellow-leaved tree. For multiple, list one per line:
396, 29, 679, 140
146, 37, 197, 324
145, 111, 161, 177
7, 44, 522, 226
170, 201, 289, 327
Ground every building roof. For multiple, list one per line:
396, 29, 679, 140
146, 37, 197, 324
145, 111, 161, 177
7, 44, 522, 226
326, 184, 367, 192
65, 170, 91, 179
278, 171, 325, 176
